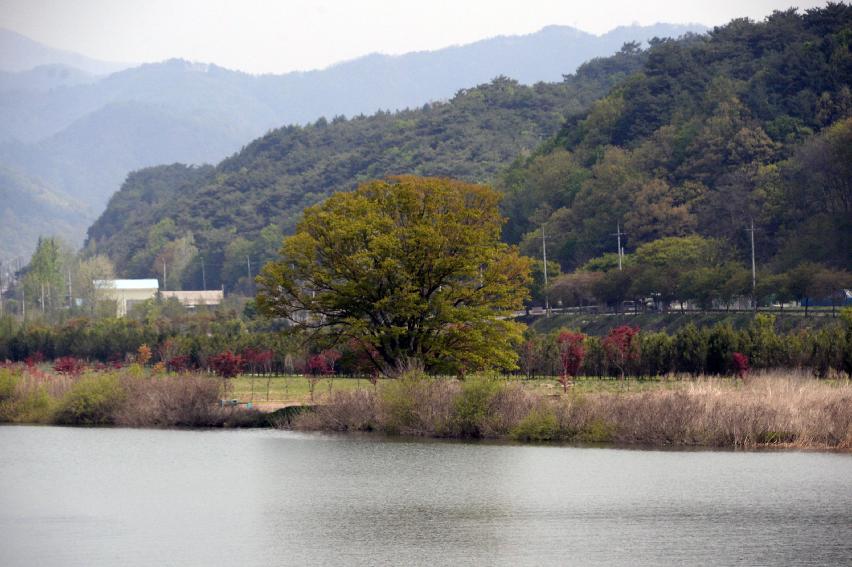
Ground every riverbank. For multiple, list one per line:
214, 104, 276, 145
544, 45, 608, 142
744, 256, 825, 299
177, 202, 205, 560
0, 365, 265, 427
289, 372, 852, 450
2, 364, 850, 450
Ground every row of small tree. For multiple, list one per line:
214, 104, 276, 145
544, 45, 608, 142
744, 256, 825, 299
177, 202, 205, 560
520, 314, 852, 379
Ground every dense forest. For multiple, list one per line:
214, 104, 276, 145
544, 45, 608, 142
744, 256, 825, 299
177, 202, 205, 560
502, 5, 851, 273
86, 48, 648, 292
82, 5, 851, 299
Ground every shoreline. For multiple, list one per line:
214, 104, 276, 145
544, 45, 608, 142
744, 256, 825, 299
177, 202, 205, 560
3, 420, 851, 454
2, 365, 850, 451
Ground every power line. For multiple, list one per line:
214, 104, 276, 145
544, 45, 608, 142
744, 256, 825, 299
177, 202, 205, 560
539, 223, 550, 315
746, 219, 758, 312
611, 223, 626, 271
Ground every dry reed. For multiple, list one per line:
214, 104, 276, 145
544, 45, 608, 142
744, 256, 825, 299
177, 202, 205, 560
292, 371, 852, 450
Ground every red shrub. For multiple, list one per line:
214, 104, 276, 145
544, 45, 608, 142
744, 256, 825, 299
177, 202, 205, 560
242, 348, 274, 375
305, 349, 341, 376
602, 325, 640, 379
556, 331, 586, 392
167, 355, 191, 373
24, 352, 44, 368
209, 351, 244, 378
53, 356, 86, 376
732, 352, 750, 379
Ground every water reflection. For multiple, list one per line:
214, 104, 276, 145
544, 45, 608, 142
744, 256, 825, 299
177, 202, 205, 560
1, 426, 850, 566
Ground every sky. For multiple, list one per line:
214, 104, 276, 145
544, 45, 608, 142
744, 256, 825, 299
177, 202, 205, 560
0, 0, 830, 74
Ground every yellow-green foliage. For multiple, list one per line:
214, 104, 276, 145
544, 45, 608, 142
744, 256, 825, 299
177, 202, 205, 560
257, 176, 531, 376
452, 376, 503, 436
379, 374, 421, 433
576, 419, 616, 443
511, 409, 559, 441
54, 373, 126, 425
0, 367, 56, 423
0, 367, 20, 420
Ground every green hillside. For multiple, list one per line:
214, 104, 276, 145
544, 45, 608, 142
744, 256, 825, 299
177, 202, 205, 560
87, 4, 851, 297
86, 49, 647, 291
0, 167, 86, 262
501, 5, 851, 274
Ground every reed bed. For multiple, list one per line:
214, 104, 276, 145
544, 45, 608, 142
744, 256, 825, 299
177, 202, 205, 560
0, 364, 263, 427
292, 371, 852, 450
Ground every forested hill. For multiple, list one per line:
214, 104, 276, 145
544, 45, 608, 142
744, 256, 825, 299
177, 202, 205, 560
87, 4, 851, 295
500, 4, 851, 273
0, 23, 702, 265
87, 48, 648, 292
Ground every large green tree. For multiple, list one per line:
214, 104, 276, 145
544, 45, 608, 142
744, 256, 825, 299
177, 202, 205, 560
257, 176, 531, 375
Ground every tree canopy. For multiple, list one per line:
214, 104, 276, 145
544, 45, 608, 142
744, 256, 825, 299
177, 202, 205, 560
256, 176, 531, 375
501, 5, 852, 272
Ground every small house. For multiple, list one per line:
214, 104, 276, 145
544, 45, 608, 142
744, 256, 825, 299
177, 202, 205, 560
94, 279, 159, 317
160, 290, 224, 308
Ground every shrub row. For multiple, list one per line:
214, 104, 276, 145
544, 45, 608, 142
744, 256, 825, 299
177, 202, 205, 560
2, 312, 851, 378
0, 364, 263, 427
293, 372, 852, 449
520, 314, 852, 378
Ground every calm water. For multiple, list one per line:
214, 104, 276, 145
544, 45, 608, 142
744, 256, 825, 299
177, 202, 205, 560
0, 426, 850, 566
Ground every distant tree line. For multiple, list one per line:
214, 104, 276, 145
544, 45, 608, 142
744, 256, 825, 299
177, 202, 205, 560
520, 314, 852, 379
2, 310, 850, 380
543, 236, 851, 313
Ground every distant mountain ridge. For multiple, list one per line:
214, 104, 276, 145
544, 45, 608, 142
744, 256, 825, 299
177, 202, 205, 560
0, 28, 128, 75
86, 5, 852, 293
0, 22, 706, 263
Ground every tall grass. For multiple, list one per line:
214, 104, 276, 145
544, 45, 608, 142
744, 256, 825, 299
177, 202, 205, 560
292, 371, 852, 450
0, 364, 263, 427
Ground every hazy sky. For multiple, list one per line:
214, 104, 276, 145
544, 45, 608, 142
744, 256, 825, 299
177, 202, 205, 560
0, 0, 829, 74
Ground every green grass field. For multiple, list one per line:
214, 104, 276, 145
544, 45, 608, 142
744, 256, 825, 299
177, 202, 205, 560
228, 374, 692, 404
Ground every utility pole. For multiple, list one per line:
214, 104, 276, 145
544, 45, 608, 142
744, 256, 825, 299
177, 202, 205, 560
201, 256, 207, 291
746, 218, 757, 311
163, 259, 167, 291
40, 282, 45, 313
67, 269, 73, 309
612, 223, 626, 271
246, 256, 252, 282
540, 224, 550, 315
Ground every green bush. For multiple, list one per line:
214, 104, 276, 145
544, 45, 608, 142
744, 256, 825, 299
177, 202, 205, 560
674, 323, 707, 375
0, 368, 20, 420
54, 373, 127, 425
0, 367, 56, 423
14, 387, 55, 423
706, 323, 738, 375
379, 371, 430, 433
510, 409, 559, 441
577, 418, 616, 443
452, 376, 502, 437
0, 367, 17, 400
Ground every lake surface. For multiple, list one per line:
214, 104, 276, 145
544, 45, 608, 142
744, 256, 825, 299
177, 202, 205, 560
0, 426, 850, 566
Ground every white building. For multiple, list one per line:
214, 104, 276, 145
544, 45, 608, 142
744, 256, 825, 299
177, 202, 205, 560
94, 279, 159, 317
160, 290, 224, 308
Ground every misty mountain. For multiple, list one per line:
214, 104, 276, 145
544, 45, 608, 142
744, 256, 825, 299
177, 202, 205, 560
0, 64, 97, 93
0, 167, 87, 263
0, 28, 128, 75
0, 22, 705, 263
